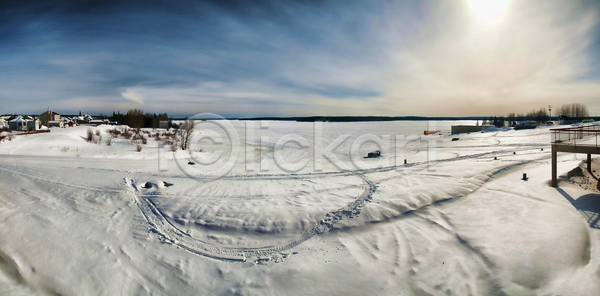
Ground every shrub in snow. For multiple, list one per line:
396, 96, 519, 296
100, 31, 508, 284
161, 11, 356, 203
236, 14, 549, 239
122, 129, 132, 140
136, 144, 142, 152
87, 128, 93, 142
107, 128, 121, 137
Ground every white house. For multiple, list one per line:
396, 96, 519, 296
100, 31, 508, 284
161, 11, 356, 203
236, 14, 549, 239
0, 118, 7, 129
8, 116, 40, 131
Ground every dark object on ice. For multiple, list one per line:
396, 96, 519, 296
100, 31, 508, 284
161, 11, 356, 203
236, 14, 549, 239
494, 156, 497, 160
188, 161, 195, 165
404, 159, 407, 164
513, 152, 516, 155
541, 148, 543, 151
452, 138, 459, 141
514, 121, 537, 130
522, 173, 528, 181
163, 181, 173, 187
143, 182, 153, 188
364, 150, 381, 158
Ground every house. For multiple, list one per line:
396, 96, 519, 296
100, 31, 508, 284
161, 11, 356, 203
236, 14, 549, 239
89, 119, 109, 125
60, 117, 75, 127
8, 116, 41, 131
0, 118, 7, 129
75, 114, 94, 124
39, 111, 61, 126
48, 121, 64, 128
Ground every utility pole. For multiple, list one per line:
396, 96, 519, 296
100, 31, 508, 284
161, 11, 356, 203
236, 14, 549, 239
548, 105, 552, 124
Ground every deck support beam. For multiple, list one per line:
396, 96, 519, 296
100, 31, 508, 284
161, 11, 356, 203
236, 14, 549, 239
588, 153, 592, 173
552, 145, 558, 188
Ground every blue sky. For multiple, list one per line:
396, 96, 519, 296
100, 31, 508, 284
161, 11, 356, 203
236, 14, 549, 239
1, 0, 599, 117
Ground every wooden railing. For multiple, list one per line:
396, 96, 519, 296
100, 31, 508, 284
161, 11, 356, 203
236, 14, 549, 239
551, 125, 600, 148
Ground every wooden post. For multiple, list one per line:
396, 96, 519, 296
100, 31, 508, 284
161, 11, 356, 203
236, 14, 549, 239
588, 153, 592, 173
551, 145, 558, 188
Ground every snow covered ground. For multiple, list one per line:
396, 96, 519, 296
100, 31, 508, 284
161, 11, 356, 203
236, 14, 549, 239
0, 122, 599, 295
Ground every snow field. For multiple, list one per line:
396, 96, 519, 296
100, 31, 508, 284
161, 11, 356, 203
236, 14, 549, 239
0, 122, 598, 295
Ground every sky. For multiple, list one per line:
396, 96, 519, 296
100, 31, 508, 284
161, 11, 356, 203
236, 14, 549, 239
1, 0, 600, 117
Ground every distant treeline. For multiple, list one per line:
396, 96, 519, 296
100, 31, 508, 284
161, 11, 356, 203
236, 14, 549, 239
108, 109, 169, 129
480, 103, 594, 127
234, 116, 487, 122
505, 103, 590, 126
78, 104, 594, 128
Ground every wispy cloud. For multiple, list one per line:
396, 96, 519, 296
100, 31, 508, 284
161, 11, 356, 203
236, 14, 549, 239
121, 90, 144, 105
0, 0, 598, 116
381, 0, 600, 116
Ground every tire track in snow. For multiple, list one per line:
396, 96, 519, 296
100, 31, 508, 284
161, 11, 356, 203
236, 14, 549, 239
7, 132, 53, 155
126, 171, 377, 262
326, 156, 545, 234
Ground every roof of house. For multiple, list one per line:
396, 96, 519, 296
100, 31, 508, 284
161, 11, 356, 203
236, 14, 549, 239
10, 115, 40, 122
9, 115, 29, 122
41, 111, 61, 116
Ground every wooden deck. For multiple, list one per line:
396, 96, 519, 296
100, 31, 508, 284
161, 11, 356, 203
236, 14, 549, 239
551, 125, 600, 187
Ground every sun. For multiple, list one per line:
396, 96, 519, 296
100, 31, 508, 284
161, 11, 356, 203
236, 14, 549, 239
469, 0, 509, 24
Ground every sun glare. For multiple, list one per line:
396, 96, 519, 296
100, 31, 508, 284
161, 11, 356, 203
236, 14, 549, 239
469, 0, 508, 24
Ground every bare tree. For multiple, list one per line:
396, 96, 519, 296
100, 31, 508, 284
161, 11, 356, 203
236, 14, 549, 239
556, 104, 571, 118
179, 119, 195, 150
556, 103, 589, 119
572, 103, 589, 118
